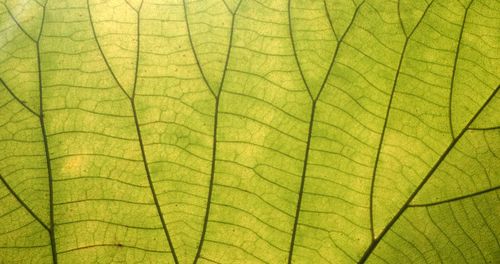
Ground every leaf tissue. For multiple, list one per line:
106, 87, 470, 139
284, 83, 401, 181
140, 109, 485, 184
0, 0, 499, 263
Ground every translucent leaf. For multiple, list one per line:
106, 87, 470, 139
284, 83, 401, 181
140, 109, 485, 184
1, 0, 498, 263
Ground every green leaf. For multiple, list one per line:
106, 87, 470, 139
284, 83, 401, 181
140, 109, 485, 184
1, 0, 498, 263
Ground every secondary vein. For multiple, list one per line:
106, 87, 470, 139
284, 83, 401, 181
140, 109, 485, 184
2, 2, 57, 262
0, 174, 50, 231
0, 78, 40, 117
287, 1, 366, 262
288, 0, 365, 263
192, 1, 243, 262
409, 185, 500, 207
368, 0, 434, 240
86, 1, 178, 262
449, 0, 474, 140
33, 3, 58, 263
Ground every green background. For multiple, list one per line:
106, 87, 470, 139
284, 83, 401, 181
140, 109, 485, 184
0, 0, 499, 263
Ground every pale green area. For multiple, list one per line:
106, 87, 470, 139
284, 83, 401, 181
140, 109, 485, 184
0, 0, 499, 263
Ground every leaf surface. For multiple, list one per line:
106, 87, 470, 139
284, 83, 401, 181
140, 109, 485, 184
0, 0, 499, 263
